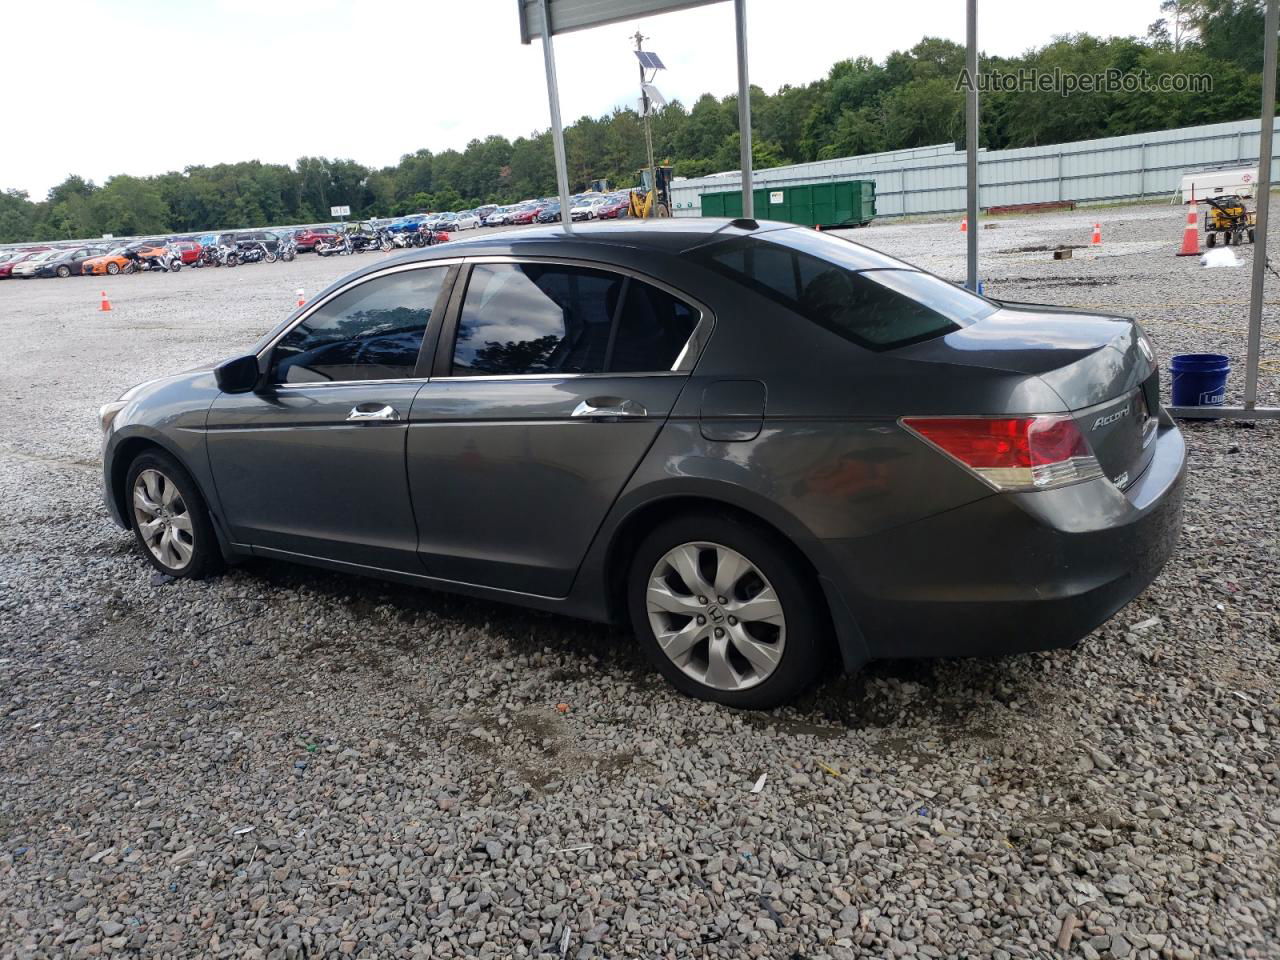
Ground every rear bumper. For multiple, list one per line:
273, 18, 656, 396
826, 417, 1186, 659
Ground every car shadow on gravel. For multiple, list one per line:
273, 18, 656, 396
231, 556, 653, 674
222, 556, 1053, 740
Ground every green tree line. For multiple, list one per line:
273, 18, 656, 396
0, 0, 1270, 243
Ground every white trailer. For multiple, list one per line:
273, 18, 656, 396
1180, 167, 1258, 203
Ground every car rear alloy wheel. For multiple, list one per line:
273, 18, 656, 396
126, 451, 223, 579
57, 265, 71, 278
646, 541, 786, 692
630, 515, 825, 707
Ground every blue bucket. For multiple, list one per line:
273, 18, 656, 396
1170, 353, 1230, 407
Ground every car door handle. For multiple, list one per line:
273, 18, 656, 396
571, 397, 647, 420
346, 403, 400, 422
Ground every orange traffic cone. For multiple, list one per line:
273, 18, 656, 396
1176, 206, 1201, 257
296, 288, 305, 307
1091, 222, 1101, 245
99, 291, 112, 312
960, 218, 968, 233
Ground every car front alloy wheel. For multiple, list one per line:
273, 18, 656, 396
125, 451, 223, 579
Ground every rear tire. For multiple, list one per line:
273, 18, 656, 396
125, 450, 224, 580
627, 513, 826, 708
57, 265, 71, 278
1207, 233, 1217, 248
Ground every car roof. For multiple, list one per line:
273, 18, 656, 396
434, 217, 796, 255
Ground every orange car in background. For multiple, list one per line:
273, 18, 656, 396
80, 247, 134, 276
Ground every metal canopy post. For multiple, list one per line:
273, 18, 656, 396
538, 0, 574, 234
1170, 0, 1279, 420
734, 0, 753, 219
1244, 0, 1277, 409
965, 0, 978, 291
519, 0, 742, 222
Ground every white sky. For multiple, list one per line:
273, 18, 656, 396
4, 0, 1160, 199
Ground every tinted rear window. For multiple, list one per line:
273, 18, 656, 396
695, 231, 996, 351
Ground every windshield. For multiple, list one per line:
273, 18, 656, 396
695, 230, 997, 351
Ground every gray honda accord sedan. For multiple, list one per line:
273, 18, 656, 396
99, 219, 1185, 708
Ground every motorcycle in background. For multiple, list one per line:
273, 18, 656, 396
315, 233, 354, 257
236, 240, 271, 265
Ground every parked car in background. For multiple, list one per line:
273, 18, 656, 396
535, 201, 562, 223
11, 250, 62, 278
475, 204, 498, 223
507, 205, 541, 225
295, 228, 340, 252
98, 219, 1186, 708
596, 196, 629, 219
0, 250, 38, 278
81, 247, 135, 276
235, 230, 282, 253
33, 245, 111, 277
570, 197, 607, 221
166, 241, 203, 265
448, 212, 481, 231
483, 206, 511, 226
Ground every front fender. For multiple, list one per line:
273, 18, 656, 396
102, 370, 221, 538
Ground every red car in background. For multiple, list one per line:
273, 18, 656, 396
294, 228, 340, 252
596, 196, 629, 220
0, 249, 50, 278
168, 241, 203, 265
506, 205, 542, 225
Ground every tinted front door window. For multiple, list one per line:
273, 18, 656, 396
273, 269, 445, 383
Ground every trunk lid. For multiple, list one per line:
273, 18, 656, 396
897, 303, 1160, 488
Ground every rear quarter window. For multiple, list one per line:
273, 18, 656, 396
695, 231, 996, 351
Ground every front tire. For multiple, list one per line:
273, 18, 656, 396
627, 514, 825, 708
125, 450, 223, 580
107, 262, 120, 275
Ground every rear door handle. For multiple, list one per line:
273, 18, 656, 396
571, 397, 647, 420
346, 403, 399, 422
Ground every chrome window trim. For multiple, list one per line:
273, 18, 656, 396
272, 377, 430, 390
426, 370, 685, 383
451, 255, 716, 377
256, 258, 463, 362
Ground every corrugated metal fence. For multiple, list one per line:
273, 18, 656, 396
671, 116, 1280, 218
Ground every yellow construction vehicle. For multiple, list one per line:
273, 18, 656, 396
1201, 195, 1256, 247
629, 165, 672, 219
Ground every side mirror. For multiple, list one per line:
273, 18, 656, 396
214, 354, 261, 394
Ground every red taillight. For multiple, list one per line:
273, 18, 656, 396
901, 415, 1102, 491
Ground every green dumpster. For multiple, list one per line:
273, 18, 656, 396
700, 179, 876, 228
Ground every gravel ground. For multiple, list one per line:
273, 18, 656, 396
1, 205, 1278, 960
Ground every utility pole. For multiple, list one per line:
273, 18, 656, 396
964, 0, 979, 291
633, 30, 658, 211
